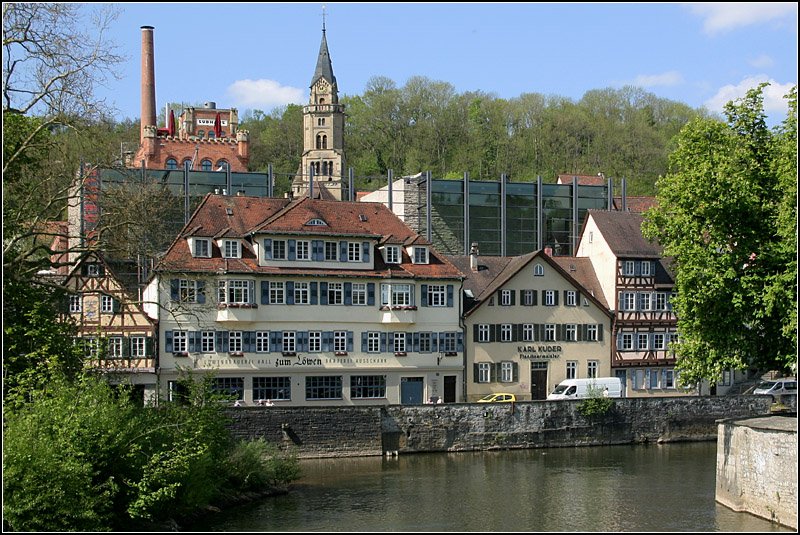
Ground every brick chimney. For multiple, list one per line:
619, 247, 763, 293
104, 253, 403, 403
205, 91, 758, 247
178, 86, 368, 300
140, 26, 157, 142
470, 242, 480, 272
544, 246, 553, 256
237, 130, 250, 162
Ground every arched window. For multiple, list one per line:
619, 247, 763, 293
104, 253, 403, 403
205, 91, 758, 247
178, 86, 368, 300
319, 97, 326, 105
207, 131, 215, 139
197, 130, 205, 139
216, 160, 229, 172
201, 159, 212, 171
318, 118, 325, 126
328, 161, 333, 176
322, 161, 328, 175
322, 135, 327, 149
165, 158, 178, 170
182, 159, 192, 171
316, 134, 323, 150
314, 161, 321, 175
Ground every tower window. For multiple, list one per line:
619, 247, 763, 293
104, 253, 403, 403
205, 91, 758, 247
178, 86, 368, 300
201, 159, 212, 171
165, 158, 178, 170
318, 118, 325, 126
319, 97, 326, 105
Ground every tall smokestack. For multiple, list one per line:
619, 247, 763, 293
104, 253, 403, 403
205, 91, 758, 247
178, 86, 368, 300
140, 26, 156, 141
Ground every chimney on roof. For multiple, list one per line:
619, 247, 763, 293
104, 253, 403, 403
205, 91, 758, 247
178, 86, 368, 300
470, 242, 480, 272
544, 246, 553, 256
140, 26, 157, 142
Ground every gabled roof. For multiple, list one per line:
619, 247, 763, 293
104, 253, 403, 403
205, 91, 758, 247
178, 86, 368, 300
549, 256, 609, 309
557, 174, 606, 186
612, 196, 658, 213
586, 210, 662, 259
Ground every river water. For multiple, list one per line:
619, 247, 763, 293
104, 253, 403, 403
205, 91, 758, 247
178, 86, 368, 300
200, 442, 790, 532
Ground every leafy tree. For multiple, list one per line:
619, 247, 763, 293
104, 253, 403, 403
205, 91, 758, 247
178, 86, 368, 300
642, 84, 797, 383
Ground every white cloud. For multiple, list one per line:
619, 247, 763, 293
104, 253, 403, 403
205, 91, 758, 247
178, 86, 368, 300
632, 71, 684, 87
748, 54, 775, 69
226, 79, 304, 110
687, 3, 798, 34
704, 76, 795, 114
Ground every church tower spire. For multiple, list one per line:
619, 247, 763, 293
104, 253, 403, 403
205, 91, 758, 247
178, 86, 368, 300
292, 10, 347, 200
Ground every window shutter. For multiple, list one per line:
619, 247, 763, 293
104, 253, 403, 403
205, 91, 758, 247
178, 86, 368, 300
367, 283, 375, 306
312, 240, 323, 261
261, 280, 269, 305
616, 334, 623, 350
347, 331, 354, 352
362, 242, 370, 263
473, 324, 479, 342
286, 281, 295, 305
310, 282, 318, 304
421, 285, 428, 307
170, 279, 179, 301
537, 324, 545, 342
413, 333, 420, 352
297, 331, 308, 352
263, 239, 272, 260
510, 291, 515, 306
634, 261, 641, 276
217, 331, 229, 353
380, 333, 387, 352
322, 332, 331, 352
288, 239, 296, 261
512, 362, 519, 382
145, 336, 155, 357
563, 290, 569, 305
406, 333, 413, 351
188, 331, 198, 352
579, 325, 586, 342
339, 241, 348, 262
456, 332, 464, 352
388, 332, 394, 351
489, 324, 497, 343
361, 332, 368, 352
270, 331, 279, 349
165, 330, 173, 353
122, 337, 130, 358
618, 291, 624, 311
473, 363, 480, 383
492, 363, 499, 383
344, 283, 352, 305
431, 333, 438, 352
438, 332, 445, 351
112, 297, 121, 313
447, 285, 454, 307
554, 291, 559, 306
197, 281, 206, 304
597, 325, 603, 341
320, 282, 328, 305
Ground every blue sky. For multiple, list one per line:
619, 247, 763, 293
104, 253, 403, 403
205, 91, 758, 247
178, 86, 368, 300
96, 2, 797, 126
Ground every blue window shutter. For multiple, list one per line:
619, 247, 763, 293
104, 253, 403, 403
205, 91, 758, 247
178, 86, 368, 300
457, 332, 464, 352
312, 240, 323, 261
261, 280, 269, 305
347, 331, 354, 352
263, 239, 272, 260
320, 282, 328, 305
362, 242, 370, 263
221, 331, 229, 352
421, 285, 428, 307
288, 239, 296, 261
170, 279, 179, 301
438, 332, 445, 349
310, 282, 318, 304
322, 332, 331, 352
616, 334, 623, 350
431, 333, 438, 352
447, 285, 454, 307
634, 261, 641, 276
406, 333, 413, 350
286, 281, 295, 305
413, 333, 420, 352
361, 332, 368, 352
367, 283, 375, 306
243, 331, 253, 352
248, 280, 255, 304
380, 333, 387, 352
340, 241, 348, 262
299, 331, 308, 352
270, 331, 279, 349
165, 330, 173, 352
197, 281, 206, 303
188, 331, 198, 352
344, 283, 352, 305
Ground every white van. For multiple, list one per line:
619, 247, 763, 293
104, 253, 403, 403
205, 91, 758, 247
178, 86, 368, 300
753, 378, 797, 397
547, 377, 622, 400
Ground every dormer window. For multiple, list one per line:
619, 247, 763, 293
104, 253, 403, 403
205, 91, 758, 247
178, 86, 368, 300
305, 218, 327, 226
222, 239, 241, 259
193, 238, 211, 258
383, 245, 400, 264
412, 246, 429, 264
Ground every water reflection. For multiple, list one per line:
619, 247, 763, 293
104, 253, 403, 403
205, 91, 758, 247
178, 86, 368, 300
200, 442, 790, 532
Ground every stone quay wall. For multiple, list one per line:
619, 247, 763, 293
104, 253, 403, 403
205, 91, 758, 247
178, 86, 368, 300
716, 415, 798, 530
225, 395, 772, 459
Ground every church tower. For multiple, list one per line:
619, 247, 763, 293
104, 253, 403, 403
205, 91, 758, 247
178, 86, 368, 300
292, 20, 347, 200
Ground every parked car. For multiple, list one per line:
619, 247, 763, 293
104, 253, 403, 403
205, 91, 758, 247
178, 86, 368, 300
477, 393, 516, 403
547, 377, 622, 400
752, 378, 797, 397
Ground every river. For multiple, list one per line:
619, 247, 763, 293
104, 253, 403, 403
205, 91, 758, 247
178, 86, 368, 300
198, 441, 790, 532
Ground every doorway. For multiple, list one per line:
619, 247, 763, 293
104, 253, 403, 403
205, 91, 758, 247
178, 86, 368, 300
530, 362, 549, 400
400, 377, 424, 404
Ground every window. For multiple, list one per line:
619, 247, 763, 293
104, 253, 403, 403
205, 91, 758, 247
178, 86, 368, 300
587, 361, 598, 379
638, 333, 649, 350
347, 242, 361, 262
478, 324, 490, 342
86, 264, 101, 277
523, 290, 536, 306
649, 369, 660, 389
623, 261, 635, 276
327, 282, 344, 305
306, 218, 327, 226
219, 280, 252, 304
201, 159, 212, 171
501, 290, 512, 306
641, 261, 652, 276
306, 376, 342, 400
566, 361, 577, 379
352, 283, 367, 305
655, 293, 668, 311
653, 333, 666, 350
622, 292, 636, 311
413, 247, 428, 264
334, 331, 348, 352
419, 332, 432, 353
381, 283, 412, 307
545, 290, 556, 306
166, 158, 178, 169
256, 331, 270, 352
442, 332, 457, 353
194, 239, 210, 258
500, 361, 514, 383
223, 240, 241, 259
501, 324, 512, 342
587, 324, 599, 342
367, 332, 380, 353
534, 264, 544, 276
324, 241, 338, 261
197, 130, 205, 139
308, 331, 322, 352
229, 331, 243, 353
282, 331, 296, 353
269, 281, 285, 304
523, 324, 534, 342
639, 293, 652, 311
296, 240, 311, 261
130, 336, 146, 357
212, 377, 244, 400
69, 295, 82, 313
384, 246, 400, 264
620, 333, 633, 351
84, 337, 98, 358
477, 362, 491, 383
253, 376, 291, 401
664, 369, 675, 389
545, 324, 556, 341
108, 337, 124, 358
428, 285, 446, 307
216, 160, 229, 172
565, 324, 577, 341
201, 331, 215, 352
351, 375, 386, 399
272, 239, 287, 260
393, 332, 406, 353
173, 331, 188, 353
294, 282, 310, 304
180, 279, 199, 303
566, 290, 577, 307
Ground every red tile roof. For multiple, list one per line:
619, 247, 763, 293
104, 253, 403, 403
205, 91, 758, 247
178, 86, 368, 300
613, 196, 658, 213
557, 174, 606, 186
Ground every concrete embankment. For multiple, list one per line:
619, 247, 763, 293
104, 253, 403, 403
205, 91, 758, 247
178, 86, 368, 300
225, 395, 773, 458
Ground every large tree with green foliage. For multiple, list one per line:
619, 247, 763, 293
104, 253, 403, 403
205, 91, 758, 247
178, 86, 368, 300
642, 84, 797, 383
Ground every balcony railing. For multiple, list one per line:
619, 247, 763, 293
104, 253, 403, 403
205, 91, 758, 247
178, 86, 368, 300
216, 303, 258, 322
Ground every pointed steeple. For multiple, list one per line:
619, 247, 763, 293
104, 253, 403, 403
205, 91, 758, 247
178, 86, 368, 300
310, 27, 336, 88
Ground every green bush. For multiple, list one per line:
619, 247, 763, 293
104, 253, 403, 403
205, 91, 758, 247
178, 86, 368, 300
224, 439, 301, 492
577, 393, 614, 418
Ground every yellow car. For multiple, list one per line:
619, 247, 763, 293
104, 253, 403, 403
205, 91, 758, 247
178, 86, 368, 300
476, 393, 516, 403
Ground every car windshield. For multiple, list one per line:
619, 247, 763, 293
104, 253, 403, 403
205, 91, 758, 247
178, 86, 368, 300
479, 394, 496, 401
551, 385, 569, 394
756, 381, 777, 391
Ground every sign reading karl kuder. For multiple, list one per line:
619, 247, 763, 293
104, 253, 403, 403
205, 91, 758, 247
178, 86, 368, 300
518, 345, 562, 360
